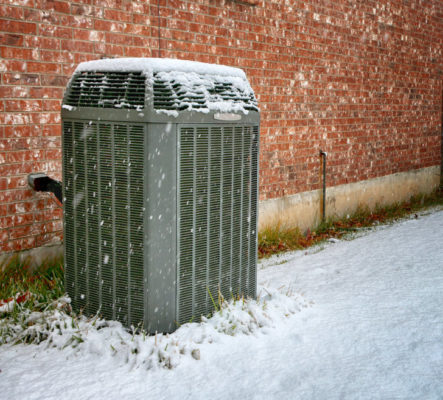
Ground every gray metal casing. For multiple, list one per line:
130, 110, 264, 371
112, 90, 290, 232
62, 64, 260, 333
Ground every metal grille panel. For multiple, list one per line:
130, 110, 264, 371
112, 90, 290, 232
65, 71, 145, 109
153, 73, 259, 112
63, 121, 145, 326
177, 125, 259, 324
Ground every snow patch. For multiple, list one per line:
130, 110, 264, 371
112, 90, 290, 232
0, 292, 31, 314
73, 192, 84, 209
62, 104, 76, 111
0, 286, 308, 370
75, 58, 246, 78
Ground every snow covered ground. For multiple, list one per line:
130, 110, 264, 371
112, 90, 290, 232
1, 210, 442, 400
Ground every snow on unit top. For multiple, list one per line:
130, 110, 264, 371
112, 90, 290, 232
69, 58, 259, 116
75, 58, 246, 77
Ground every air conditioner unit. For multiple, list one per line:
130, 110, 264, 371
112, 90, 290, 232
62, 58, 260, 333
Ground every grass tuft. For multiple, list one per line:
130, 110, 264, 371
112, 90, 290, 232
258, 222, 305, 258
0, 255, 64, 311
258, 190, 443, 258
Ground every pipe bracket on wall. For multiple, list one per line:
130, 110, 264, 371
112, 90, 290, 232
28, 173, 63, 204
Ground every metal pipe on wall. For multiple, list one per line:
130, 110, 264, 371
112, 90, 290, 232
320, 150, 327, 221
440, 89, 443, 191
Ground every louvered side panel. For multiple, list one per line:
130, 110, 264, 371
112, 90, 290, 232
98, 124, 114, 321
64, 120, 146, 326
177, 127, 195, 323
128, 126, 145, 327
241, 127, 252, 295
249, 127, 259, 298
194, 127, 209, 318
73, 122, 87, 311
177, 125, 258, 325
231, 127, 243, 296
221, 127, 234, 296
114, 125, 129, 325
208, 128, 222, 305
63, 122, 76, 309
86, 124, 99, 316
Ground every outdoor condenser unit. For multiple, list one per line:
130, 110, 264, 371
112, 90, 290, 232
61, 58, 260, 333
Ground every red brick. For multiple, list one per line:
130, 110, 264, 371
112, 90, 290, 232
42, 99, 61, 111
9, 236, 36, 251
39, 50, 72, 63
101, 44, 125, 56
30, 87, 63, 99
94, 19, 123, 32
0, 59, 26, 72
2, 113, 33, 125
6, 149, 45, 163
45, 149, 61, 160
70, 14, 93, 29
71, 4, 94, 16
0, 136, 37, 150
132, 36, 156, 48
22, 7, 45, 22
0, 228, 8, 243
39, 24, 71, 39
0, 188, 33, 203
44, 0, 70, 14
0, 213, 33, 230
40, 75, 69, 87
105, 32, 133, 46
124, 46, 152, 57
61, 39, 94, 53
0, 5, 24, 19
34, 208, 62, 223
72, 53, 95, 64
1, 47, 34, 60
24, 36, 60, 50
5, 100, 42, 112
27, 62, 61, 74
3, 74, 39, 87
0, 19, 36, 34
0, 33, 23, 46
7, 176, 27, 189
41, 124, 61, 137
30, 112, 60, 124
0, 86, 29, 99
133, 14, 151, 25
73, 29, 105, 42
104, 9, 132, 22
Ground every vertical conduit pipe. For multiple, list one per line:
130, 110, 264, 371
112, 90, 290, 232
440, 89, 443, 192
320, 150, 327, 221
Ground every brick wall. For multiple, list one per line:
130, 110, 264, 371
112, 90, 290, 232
0, 0, 442, 253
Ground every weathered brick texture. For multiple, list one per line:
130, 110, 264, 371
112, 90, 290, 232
0, 0, 442, 252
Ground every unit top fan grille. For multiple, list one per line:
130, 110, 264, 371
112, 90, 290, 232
65, 71, 146, 110
153, 72, 259, 113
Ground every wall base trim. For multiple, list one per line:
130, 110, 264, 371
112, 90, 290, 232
259, 166, 441, 232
